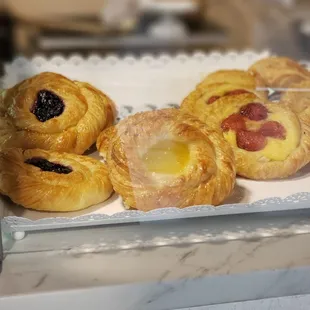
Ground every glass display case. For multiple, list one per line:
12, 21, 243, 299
1, 0, 310, 309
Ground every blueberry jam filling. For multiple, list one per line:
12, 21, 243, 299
31, 90, 65, 122
25, 157, 72, 174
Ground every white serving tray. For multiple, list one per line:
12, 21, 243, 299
1, 50, 310, 234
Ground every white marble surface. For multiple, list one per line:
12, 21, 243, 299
1, 268, 310, 310
2, 231, 310, 297
2, 210, 310, 308
179, 295, 310, 309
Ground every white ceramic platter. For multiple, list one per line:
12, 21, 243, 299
1, 50, 310, 234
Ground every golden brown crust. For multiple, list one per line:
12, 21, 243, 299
96, 126, 117, 160
100, 108, 236, 211
181, 89, 310, 180
80, 82, 117, 128
197, 69, 266, 92
281, 80, 310, 115
281, 81, 310, 165
0, 148, 113, 212
0, 72, 116, 154
249, 57, 310, 88
181, 83, 264, 119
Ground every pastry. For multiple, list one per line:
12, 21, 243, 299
281, 80, 310, 116
0, 72, 115, 154
0, 148, 113, 212
96, 126, 116, 160
97, 108, 236, 211
181, 82, 266, 119
197, 69, 266, 95
281, 81, 310, 157
249, 56, 310, 89
181, 90, 310, 179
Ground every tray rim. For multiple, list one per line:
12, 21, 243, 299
2, 192, 310, 233
2, 49, 310, 234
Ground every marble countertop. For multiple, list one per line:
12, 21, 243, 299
2, 231, 310, 295
2, 229, 310, 309
2, 208, 310, 308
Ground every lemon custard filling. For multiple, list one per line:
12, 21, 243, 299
142, 140, 190, 175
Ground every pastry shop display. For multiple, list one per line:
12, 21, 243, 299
0, 72, 115, 154
1, 54, 310, 224
96, 108, 236, 211
0, 148, 113, 212
181, 88, 310, 180
249, 56, 310, 89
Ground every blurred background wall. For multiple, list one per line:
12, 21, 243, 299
0, 0, 309, 62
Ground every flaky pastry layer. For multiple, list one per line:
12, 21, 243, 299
0, 148, 113, 212
249, 56, 310, 89
97, 109, 236, 211
181, 90, 310, 180
0, 72, 115, 154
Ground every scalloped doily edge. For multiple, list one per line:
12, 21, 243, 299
5, 49, 271, 69
2, 192, 310, 232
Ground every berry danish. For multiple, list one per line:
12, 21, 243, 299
0, 72, 115, 154
197, 69, 266, 95
181, 91, 310, 180
0, 148, 113, 212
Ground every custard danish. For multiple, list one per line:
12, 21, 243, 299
97, 109, 236, 211
181, 91, 310, 180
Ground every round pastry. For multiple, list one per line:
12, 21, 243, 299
197, 69, 266, 96
0, 148, 113, 212
181, 91, 310, 180
0, 72, 115, 154
249, 56, 310, 89
97, 108, 236, 211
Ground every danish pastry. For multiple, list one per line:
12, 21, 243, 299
281, 80, 310, 116
0, 72, 115, 154
97, 108, 236, 211
181, 91, 310, 180
249, 56, 310, 89
181, 82, 266, 119
197, 69, 266, 94
0, 148, 113, 212
96, 126, 116, 160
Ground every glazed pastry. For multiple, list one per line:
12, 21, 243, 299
197, 69, 266, 98
96, 126, 117, 160
0, 148, 113, 212
97, 108, 236, 211
181, 82, 267, 119
0, 72, 115, 154
181, 91, 310, 180
249, 56, 310, 89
